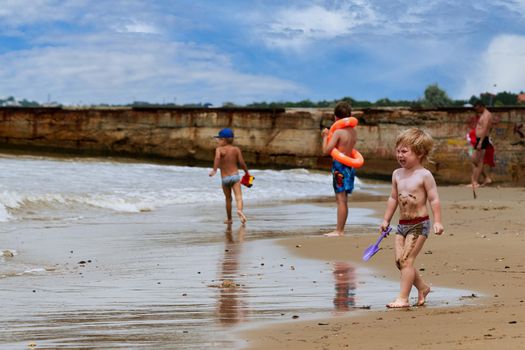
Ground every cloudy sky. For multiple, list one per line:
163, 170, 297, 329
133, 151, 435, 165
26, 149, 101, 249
0, 0, 524, 106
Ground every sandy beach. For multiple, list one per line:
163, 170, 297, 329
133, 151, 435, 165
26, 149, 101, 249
1, 156, 524, 349
240, 185, 525, 349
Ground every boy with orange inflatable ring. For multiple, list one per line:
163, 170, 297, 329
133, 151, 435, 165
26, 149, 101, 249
326, 117, 364, 168
321, 101, 363, 237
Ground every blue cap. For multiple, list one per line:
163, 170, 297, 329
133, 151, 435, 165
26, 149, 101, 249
215, 128, 234, 138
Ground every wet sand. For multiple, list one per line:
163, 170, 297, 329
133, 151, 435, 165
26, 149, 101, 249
0, 192, 404, 349
240, 186, 525, 349
2, 185, 523, 349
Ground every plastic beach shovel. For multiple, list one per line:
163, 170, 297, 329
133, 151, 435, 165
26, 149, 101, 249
362, 227, 392, 261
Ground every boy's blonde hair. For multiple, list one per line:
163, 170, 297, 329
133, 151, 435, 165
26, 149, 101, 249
396, 128, 434, 162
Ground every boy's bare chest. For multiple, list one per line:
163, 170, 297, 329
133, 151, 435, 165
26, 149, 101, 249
396, 176, 424, 197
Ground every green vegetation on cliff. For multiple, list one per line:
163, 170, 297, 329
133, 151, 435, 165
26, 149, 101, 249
2, 85, 524, 109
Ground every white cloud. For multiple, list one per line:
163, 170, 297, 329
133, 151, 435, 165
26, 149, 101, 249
0, 35, 303, 105
0, 0, 87, 27
460, 34, 525, 97
259, 2, 379, 49
255, 0, 507, 49
494, 0, 525, 17
113, 20, 160, 34
0, 0, 166, 36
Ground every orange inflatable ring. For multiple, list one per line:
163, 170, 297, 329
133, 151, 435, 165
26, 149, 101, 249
327, 116, 364, 168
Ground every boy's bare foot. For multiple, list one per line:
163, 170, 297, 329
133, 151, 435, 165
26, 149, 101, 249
481, 178, 493, 186
416, 286, 431, 306
323, 231, 344, 237
224, 219, 233, 224
386, 298, 410, 308
237, 210, 246, 224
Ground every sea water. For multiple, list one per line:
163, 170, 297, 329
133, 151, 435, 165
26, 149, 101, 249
0, 154, 474, 349
0, 154, 387, 223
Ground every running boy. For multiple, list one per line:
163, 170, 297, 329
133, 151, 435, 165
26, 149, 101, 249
380, 128, 444, 308
321, 101, 357, 237
209, 128, 249, 224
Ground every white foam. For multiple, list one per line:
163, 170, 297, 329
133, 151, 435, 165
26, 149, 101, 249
15, 267, 47, 276
0, 155, 386, 222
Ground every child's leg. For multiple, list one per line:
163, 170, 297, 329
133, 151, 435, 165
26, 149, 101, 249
231, 182, 246, 224
387, 234, 427, 308
471, 150, 485, 186
324, 192, 347, 237
481, 164, 492, 186
222, 185, 233, 224
414, 268, 431, 306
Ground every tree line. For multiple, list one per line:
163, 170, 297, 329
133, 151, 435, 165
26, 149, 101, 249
244, 84, 525, 109
1, 84, 524, 108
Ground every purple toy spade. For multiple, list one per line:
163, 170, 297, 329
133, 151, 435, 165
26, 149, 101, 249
362, 226, 392, 261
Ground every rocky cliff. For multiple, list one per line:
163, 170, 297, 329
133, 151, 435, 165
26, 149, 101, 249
0, 106, 524, 185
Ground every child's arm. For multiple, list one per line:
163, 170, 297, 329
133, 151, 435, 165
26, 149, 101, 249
381, 172, 399, 232
424, 172, 444, 235
209, 148, 221, 177
321, 129, 339, 155
237, 148, 249, 175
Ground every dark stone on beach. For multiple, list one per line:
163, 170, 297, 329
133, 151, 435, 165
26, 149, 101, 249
419, 268, 425, 271
318, 322, 329, 326
78, 261, 86, 264
509, 320, 517, 324
460, 293, 478, 299
32, 290, 36, 293
292, 315, 299, 319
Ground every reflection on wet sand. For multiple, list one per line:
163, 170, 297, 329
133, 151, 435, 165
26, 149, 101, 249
332, 261, 356, 314
217, 224, 248, 325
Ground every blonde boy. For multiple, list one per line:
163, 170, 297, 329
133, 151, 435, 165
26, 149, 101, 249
380, 128, 444, 308
209, 128, 249, 224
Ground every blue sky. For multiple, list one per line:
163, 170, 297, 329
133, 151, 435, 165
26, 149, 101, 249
0, 0, 524, 106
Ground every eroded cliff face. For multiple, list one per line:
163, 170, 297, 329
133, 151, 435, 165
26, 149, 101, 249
0, 106, 524, 185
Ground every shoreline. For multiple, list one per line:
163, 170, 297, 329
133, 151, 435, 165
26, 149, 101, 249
239, 185, 525, 349
0, 186, 389, 349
